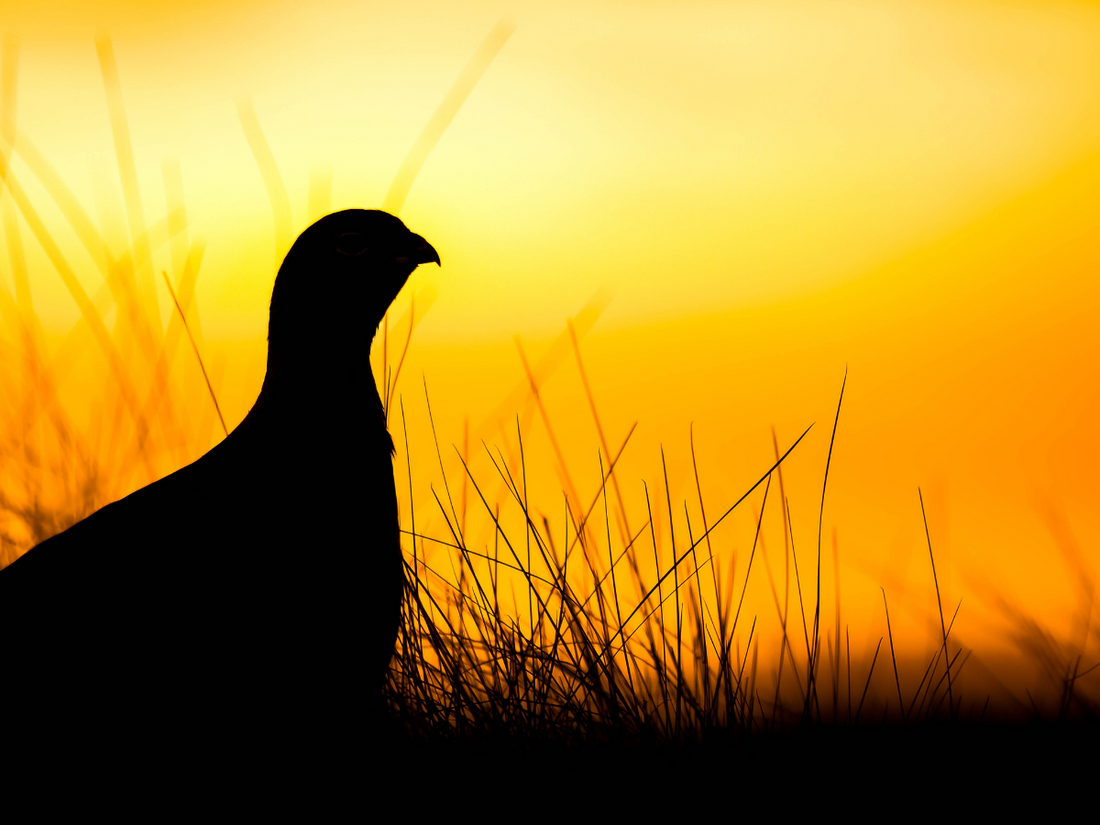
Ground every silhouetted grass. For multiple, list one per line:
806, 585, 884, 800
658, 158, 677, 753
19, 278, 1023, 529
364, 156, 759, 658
382, 371, 1099, 784
382, 371, 1071, 751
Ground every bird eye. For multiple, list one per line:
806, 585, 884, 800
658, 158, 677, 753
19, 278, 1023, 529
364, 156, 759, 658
336, 232, 370, 256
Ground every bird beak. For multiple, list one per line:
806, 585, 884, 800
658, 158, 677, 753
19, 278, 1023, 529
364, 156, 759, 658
407, 233, 440, 267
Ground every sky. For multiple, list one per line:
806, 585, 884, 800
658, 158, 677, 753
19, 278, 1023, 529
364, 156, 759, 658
2, 0, 1099, 695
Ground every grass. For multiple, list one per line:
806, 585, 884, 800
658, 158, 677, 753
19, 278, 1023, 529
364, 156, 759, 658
1, 28, 1098, 772
383, 366, 1098, 751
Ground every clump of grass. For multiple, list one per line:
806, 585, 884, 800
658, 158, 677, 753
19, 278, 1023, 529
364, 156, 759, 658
384, 364, 1096, 750
376, 330, 1100, 752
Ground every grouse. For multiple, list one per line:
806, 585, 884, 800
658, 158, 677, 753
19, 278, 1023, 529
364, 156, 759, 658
0, 209, 438, 745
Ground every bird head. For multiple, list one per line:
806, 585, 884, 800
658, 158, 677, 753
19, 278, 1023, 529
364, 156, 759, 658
266, 209, 439, 381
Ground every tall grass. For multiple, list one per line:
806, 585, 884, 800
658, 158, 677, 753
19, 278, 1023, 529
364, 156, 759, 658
0, 34, 220, 562
384, 367, 1078, 748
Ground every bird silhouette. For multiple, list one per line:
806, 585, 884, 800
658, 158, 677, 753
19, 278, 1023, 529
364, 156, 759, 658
0, 209, 438, 745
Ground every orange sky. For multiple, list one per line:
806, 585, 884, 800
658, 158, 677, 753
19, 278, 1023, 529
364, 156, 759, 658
2, 0, 1099, 699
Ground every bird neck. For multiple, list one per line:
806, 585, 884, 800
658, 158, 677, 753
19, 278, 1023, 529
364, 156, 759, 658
253, 339, 385, 436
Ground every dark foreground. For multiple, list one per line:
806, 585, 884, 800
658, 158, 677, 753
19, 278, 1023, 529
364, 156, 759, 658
377, 720, 1098, 805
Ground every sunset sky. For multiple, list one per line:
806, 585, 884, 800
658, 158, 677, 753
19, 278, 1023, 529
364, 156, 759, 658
3, 0, 1099, 693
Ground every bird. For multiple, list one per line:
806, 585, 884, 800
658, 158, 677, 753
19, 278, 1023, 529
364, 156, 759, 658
0, 208, 439, 747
